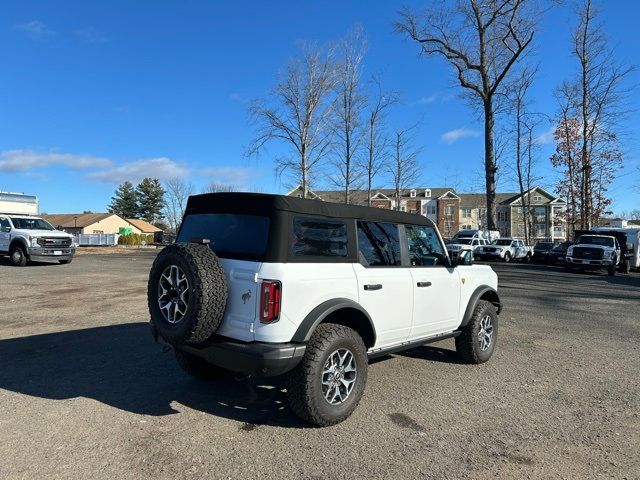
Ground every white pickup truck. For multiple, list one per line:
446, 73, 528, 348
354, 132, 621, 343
0, 214, 75, 266
446, 237, 490, 261
476, 238, 533, 263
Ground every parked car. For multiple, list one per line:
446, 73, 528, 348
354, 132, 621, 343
0, 214, 75, 266
147, 193, 502, 426
447, 237, 489, 261
532, 241, 558, 263
549, 241, 573, 265
477, 238, 533, 263
566, 233, 623, 275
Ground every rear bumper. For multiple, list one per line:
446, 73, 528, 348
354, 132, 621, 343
151, 324, 306, 377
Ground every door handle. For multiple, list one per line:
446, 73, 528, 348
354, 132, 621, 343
364, 284, 382, 291
417, 281, 432, 288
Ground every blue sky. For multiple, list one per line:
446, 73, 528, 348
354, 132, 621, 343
1, 0, 639, 214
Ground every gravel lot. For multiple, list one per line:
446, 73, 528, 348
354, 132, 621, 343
0, 252, 638, 479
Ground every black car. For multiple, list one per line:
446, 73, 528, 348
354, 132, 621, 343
532, 241, 557, 263
549, 241, 573, 265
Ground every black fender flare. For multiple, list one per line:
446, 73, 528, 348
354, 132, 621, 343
459, 286, 502, 328
291, 298, 376, 346
9, 237, 29, 256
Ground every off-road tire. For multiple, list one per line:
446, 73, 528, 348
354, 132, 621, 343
455, 300, 498, 364
503, 252, 511, 263
9, 244, 27, 267
287, 323, 368, 427
148, 243, 228, 345
59, 258, 72, 264
175, 350, 230, 380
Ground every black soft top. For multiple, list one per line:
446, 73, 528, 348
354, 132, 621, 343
185, 192, 436, 227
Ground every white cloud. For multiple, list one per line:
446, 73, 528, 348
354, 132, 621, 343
417, 93, 439, 105
200, 166, 253, 186
74, 27, 108, 43
535, 127, 555, 145
0, 149, 111, 172
229, 93, 250, 104
89, 157, 189, 183
441, 128, 480, 144
14, 21, 56, 40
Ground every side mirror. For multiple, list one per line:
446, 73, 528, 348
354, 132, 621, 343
453, 249, 474, 267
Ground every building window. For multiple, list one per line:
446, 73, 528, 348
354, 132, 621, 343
425, 205, 436, 215
445, 205, 455, 216
461, 224, 472, 230
410, 189, 416, 198
93, 230, 104, 234
424, 189, 431, 198
399, 205, 406, 212
516, 223, 525, 235
461, 207, 472, 218
497, 211, 508, 222
533, 195, 542, 202
535, 224, 546, 237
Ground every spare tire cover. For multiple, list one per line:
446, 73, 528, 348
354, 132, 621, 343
148, 243, 228, 345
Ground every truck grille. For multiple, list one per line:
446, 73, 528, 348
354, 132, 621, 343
37, 237, 72, 248
572, 247, 603, 260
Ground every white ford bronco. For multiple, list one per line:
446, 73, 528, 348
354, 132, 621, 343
148, 193, 501, 426
0, 214, 75, 266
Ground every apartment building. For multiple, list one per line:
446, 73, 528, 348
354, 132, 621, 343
458, 187, 567, 241
287, 186, 461, 237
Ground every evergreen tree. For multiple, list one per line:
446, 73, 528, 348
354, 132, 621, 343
108, 181, 138, 218
136, 178, 166, 224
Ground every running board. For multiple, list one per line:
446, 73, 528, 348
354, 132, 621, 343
367, 331, 461, 359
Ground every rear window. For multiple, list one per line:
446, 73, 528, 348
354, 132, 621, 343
292, 217, 348, 257
177, 214, 269, 257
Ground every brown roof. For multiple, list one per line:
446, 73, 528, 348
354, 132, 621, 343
291, 187, 457, 204
125, 218, 162, 233
458, 193, 520, 208
42, 213, 115, 228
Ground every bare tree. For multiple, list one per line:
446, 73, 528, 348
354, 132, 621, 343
202, 182, 236, 193
396, 0, 536, 229
329, 26, 368, 204
389, 125, 421, 211
363, 76, 397, 206
570, 0, 633, 229
163, 177, 194, 232
247, 43, 337, 198
506, 67, 539, 243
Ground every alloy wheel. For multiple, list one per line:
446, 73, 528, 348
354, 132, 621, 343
158, 265, 190, 324
322, 349, 357, 405
477, 315, 494, 352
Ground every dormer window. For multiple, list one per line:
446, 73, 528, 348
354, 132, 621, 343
410, 189, 416, 198
533, 195, 542, 202
424, 189, 431, 198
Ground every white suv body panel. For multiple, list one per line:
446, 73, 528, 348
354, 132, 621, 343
214, 259, 498, 350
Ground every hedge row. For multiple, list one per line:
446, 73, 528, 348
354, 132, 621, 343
117, 233, 155, 246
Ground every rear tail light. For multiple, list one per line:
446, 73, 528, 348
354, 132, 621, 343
260, 280, 281, 323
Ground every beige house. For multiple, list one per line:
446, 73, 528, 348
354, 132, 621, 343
43, 213, 140, 235
125, 218, 162, 234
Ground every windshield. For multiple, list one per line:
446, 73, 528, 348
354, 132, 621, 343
9, 217, 55, 230
553, 242, 570, 251
535, 242, 554, 250
492, 239, 512, 246
455, 239, 473, 245
177, 213, 269, 257
577, 236, 614, 247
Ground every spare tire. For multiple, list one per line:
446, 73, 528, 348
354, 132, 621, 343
148, 243, 228, 345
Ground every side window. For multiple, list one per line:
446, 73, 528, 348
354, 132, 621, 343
0, 217, 10, 230
292, 217, 348, 257
357, 221, 401, 266
405, 225, 447, 267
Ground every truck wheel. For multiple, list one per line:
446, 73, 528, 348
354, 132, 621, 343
608, 260, 616, 276
9, 244, 28, 267
455, 300, 498, 364
147, 243, 228, 345
287, 323, 368, 427
503, 252, 511, 263
175, 350, 230, 380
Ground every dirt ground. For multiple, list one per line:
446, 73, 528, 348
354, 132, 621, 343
0, 252, 638, 479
